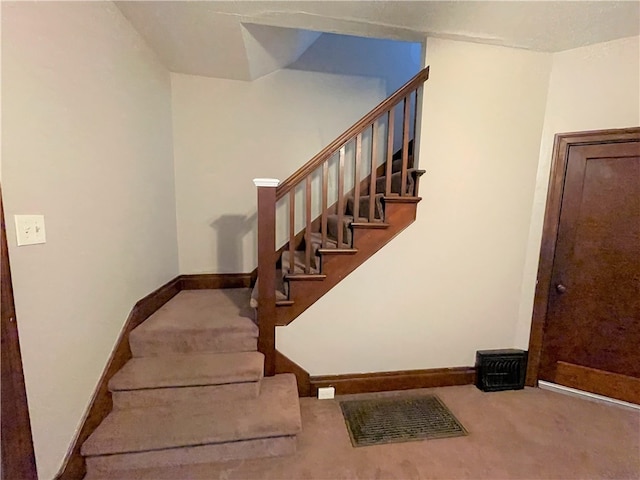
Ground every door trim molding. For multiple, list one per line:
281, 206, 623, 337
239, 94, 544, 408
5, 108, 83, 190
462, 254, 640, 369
526, 127, 640, 386
1, 186, 38, 480
539, 381, 640, 411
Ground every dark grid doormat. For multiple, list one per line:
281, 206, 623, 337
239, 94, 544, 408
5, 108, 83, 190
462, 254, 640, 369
340, 395, 468, 447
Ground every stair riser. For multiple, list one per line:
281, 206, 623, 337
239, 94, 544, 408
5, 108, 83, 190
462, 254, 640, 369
351, 205, 415, 248
327, 218, 353, 247
112, 382, 260, 409
130, 333, 257, 357
86, 435, 296, 474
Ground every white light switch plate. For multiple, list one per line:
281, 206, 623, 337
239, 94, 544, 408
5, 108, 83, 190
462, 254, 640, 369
15, 215, 46, 246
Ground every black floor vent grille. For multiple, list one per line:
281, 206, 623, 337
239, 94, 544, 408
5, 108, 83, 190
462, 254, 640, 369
476, 349, 527, 392
340, 395, 467, 447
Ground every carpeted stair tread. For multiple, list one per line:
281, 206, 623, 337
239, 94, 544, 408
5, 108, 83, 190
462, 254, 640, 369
345, 193, 384, 220
284, 273, 326, 281
327, 214, 354, 246
281, 249, 320, 275
109, 352, 264, 392
132, 289, 256, 334
82, 374, 301, 457
327, 213, 385, 247
249, 277, 287, 309
309, 232, 338, 250
391, 156, 414, 173
129, 289, 258, 356
249, 270, 288, 309
376, 168, 418, 195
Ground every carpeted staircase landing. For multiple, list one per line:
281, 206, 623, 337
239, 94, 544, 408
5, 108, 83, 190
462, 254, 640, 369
82, 289, 302, 476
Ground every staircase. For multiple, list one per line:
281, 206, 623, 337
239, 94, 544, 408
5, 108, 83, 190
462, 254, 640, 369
80, 66, 429, 477
251, 156, 424, 325
254, 66, 430, 375
81, 289, 302, 476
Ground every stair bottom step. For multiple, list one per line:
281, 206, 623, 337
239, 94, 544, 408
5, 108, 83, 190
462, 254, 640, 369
86, 435, 296, 474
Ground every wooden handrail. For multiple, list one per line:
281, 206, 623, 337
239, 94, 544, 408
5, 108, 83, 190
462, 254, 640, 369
275, 66, 430, 201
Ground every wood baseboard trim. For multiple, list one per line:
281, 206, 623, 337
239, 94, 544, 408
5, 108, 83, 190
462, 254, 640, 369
310, 366, 476, 396
179, 271, 256, 290
55, 276, 182, 480
273, 354, 476, 398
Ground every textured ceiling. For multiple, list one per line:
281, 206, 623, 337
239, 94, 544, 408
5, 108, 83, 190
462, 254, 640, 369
115, 1, 640, 80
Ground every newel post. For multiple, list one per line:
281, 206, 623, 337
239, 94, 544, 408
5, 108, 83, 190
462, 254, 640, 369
253, 178, 279, 376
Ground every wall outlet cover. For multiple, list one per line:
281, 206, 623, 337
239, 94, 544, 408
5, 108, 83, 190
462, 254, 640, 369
317, 386, 335, 400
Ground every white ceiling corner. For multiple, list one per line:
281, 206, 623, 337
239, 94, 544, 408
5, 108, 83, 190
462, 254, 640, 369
115, 1, 640, 81
116, 1, 253, 80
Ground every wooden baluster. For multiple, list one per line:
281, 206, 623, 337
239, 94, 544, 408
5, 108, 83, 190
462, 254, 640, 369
337, 147, 345, 247
369, 123, 378, 221
322, 161, 328, 248
288, 190, 295, 275
353, 133, 362, 221
385, 109, 394, 196
401, 95, 410, 196
412, 88, 419, 171
305, 176, 312, 273
254, 178, 279, 377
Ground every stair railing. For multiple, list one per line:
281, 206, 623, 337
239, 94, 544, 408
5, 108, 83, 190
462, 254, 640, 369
254, 66, 430, 376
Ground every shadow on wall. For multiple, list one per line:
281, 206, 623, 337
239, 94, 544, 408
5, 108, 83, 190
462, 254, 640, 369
288, 33, 421, 151
210, 213, 256, 273
288, 33, 422, 96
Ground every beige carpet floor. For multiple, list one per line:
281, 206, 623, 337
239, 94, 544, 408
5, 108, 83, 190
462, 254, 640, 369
88, 384, 640, 480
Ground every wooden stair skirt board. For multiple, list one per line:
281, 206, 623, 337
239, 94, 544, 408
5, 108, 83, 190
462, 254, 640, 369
256, 67, 431, 332
275, 351, 476, 397
275, 197, 421, 327
55, 273, 275, 480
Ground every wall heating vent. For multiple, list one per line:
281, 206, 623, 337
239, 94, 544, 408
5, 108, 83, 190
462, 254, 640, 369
475, 349, 527, 392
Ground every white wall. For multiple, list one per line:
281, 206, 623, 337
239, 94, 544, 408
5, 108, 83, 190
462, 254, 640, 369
290, 33, 422, 151
1, 3, 179, 478
277, 38, 552, 374
514, 36, 640, 347
289, 33, 422, 95
171, 69, 385, 274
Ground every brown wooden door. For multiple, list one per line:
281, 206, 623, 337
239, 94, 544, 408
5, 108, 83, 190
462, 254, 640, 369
538, 138, 640, 404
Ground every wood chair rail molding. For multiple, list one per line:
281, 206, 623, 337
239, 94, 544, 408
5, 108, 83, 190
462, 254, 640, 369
525, 127, 640, 387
